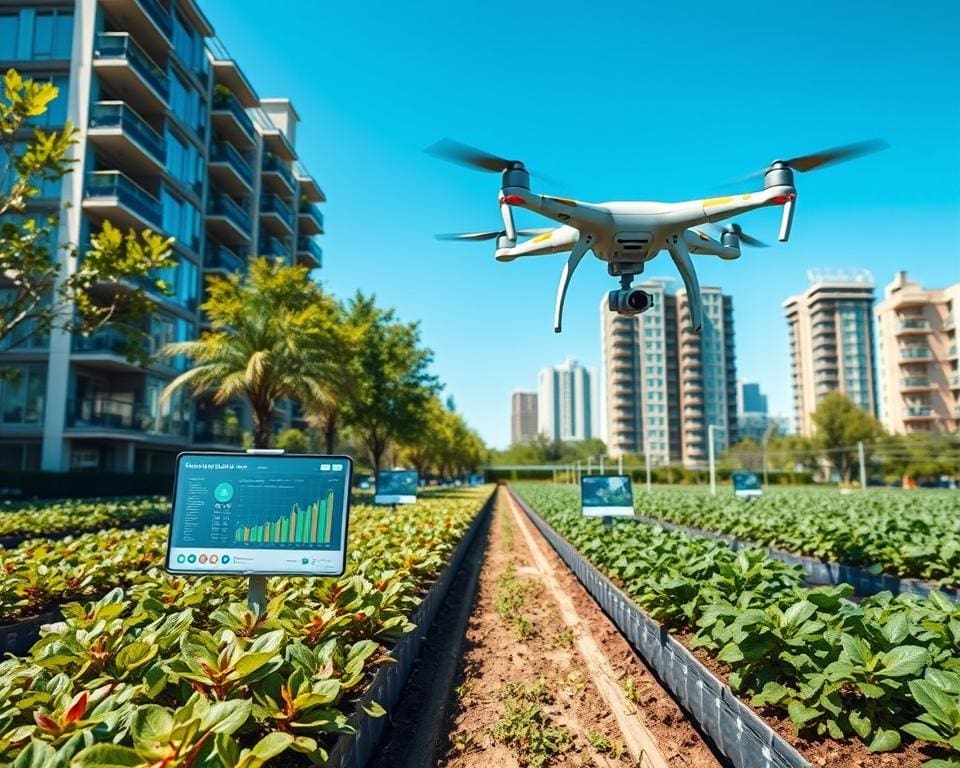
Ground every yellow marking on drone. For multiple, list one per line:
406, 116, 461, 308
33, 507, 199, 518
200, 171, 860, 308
532, 232, 553, 243
742, 194, 751, 200
696, 230, 710, 241
547, 196, 577, 207
703, 196, 733, 208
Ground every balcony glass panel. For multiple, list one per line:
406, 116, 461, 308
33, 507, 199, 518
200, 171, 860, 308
207, 195, 251, 233
89, 102, 166, 162
212, 91, 255, 138
899, 347, 932, 360
297, 237, 322, 265
299, 200, 324, 228
260, 194, 294, 229
210, 141, 253, 186
139, 0, 172, 39
259, 236, 289, 259
93, 33, 168, 102
205, 244, 247, 272
85, 171, 162, 227
262, 153, 296, 190
66, 397, 189, 436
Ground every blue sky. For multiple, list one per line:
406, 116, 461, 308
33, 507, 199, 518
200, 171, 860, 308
204, 0, 960, 448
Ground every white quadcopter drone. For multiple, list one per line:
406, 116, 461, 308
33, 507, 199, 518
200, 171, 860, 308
429, 138, 887, 333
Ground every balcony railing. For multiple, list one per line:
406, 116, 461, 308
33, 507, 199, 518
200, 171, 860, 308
209, 141, 254, 187
262, 154, 296, 191
900, 377, 931, 389
73, 329, 147, 357
211, 92, 255, 140
66, 397, 189, 437
259, 194, 295, 229
299, 200, 324, 229
93, 33, 168, 102
85, 171, 162, 228
905, 406, 933, 418
205, 244, 246, 272
193, 418, 243, 445
207, 195, 252, 233
89, 101, 166, 163
897, 319, 930, 332
258, 236, 289, 259
297, 236, 323, 266
137, 0, 172, 39
900, 347, 932, 360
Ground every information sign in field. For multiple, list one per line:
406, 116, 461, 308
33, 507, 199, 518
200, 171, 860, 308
166, 453, 352, 575
375, 470, 419, 505
580, 475, 635, 517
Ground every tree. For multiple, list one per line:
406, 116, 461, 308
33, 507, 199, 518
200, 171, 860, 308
1, 69, 172, 361
811, 392, 885, 481
160, 258, 341, 448
340, 293, 439, 473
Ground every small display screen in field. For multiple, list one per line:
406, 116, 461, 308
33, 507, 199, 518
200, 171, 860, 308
580, 475, 635, 517
166, 452, 353, 576
375, 470, 419, 505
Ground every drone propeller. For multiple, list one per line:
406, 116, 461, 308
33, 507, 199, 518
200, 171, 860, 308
731, 138, 889, 183
426, 138, 562, 186
711, 223, 768, 247
436, 228, 553, 242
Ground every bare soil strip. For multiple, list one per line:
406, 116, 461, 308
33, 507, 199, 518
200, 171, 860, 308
439, 488, 721, 768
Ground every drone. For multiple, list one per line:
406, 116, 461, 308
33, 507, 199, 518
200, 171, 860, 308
429, 138, 887, 333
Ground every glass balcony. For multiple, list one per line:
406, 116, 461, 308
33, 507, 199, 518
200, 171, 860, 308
900, 347, 932, 360
209, 141, 254, 190
259, 193, 294, 232
73, 328, 148, 358
66, 397, 189, 437
206, 195, 252, 244
88, 101, 166, 169
211, 92, 255, 147
298, 200, 324, 235
296, 236, 323, 268
262, 154, 296, 193
193, 417, 242, 445
904, 406, 934, 418
259, 235, 289, 259
204, 244, 247, 273
84, 171, 162, 229
900, 377, 931, 390
93, 33, 168, 109
897, 319, 931, 334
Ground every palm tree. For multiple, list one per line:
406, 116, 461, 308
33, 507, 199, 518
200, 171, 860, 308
160, 258, 339, 448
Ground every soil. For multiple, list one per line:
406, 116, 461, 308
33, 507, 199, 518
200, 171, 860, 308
438, 488, 721, 768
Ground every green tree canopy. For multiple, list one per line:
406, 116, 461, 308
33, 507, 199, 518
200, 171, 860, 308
1, 69, 172, 362
811, 392, 885, 481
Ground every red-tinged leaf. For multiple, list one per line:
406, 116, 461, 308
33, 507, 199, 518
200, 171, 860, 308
64, 691, 88, 725
33, 711, 58, 732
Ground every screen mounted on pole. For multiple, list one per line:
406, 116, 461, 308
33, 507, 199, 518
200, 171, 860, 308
375, 470, 419, 505
165, 452, 353, 576
580, 474, 635, 517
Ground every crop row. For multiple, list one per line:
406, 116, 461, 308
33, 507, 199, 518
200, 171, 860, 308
627, 486, 960, 587
0, 497, 169, 539
515, 484, 960, 765
0, 487, 489, 766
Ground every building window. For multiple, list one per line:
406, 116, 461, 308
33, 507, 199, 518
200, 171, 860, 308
0, 366, 46, 424
31, 10, 73, 60
27, 74, 69, 126
0, 14, 18, 59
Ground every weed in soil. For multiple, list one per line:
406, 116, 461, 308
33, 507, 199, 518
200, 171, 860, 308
495, 563, 540, 639
489, 678, 572, 767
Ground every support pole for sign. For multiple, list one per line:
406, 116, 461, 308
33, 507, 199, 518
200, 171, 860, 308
644, 437, 651, 492
577, 461, 582, 485
858, 441, 867, 489
243, 448, 284, 614
708, 425, 717, 496
618, 453, 623, 476
599, 455, 604, 475
587, 456, 593, 475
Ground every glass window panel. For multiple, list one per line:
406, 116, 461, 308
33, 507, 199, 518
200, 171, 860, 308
32, 12, 54, 58
0, 15, 18, 59
1, 374, 25, 423
53, 11, 72, 58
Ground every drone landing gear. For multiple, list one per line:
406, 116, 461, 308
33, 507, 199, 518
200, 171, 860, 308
553, 235, 593, 333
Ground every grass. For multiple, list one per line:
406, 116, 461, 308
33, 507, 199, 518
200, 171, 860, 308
495, 562, 539, 639
586, 730, 628, 760
489, 678, 571, 768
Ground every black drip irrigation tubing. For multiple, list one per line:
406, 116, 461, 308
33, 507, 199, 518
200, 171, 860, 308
324, 488, 495, 768
509, 488, 810, 768
630, 514, 959, 602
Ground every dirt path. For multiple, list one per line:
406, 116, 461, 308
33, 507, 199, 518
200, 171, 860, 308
438, 488, 721, 768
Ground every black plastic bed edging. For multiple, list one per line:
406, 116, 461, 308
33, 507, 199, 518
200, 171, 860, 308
0, 515, 170, 551
631, 514, 960, 603
510, 489, 810, 768
0, 608, 63, 656
323, 488, 495, 768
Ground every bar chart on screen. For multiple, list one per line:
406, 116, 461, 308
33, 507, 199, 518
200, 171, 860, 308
234, 492, 336, 545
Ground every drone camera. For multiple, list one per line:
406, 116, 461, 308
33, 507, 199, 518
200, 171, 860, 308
608, 288, 654, 316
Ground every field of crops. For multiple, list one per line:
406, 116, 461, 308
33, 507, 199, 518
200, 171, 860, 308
0, 497, 169, 540
626, 486, 960, 586
514, 483, 960, 765
0, 487, 490, 766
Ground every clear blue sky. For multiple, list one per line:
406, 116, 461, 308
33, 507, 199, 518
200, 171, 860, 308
204, 0, 960, 448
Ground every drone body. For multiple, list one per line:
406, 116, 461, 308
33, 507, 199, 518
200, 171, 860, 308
430, 139, 886, 333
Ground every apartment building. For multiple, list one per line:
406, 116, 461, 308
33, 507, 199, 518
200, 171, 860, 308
510, 390, 538, 444
0, 0, 326, 473
601, 282, 737, 468
537, 359, 596, 442
783, 270, 877, 437
875, 272, 959, 434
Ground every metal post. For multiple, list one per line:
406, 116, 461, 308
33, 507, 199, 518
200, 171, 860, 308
599, 455, 604, 475
618, 453, 623, 476
644, 437, 652, 492
577, 461, 582, 485
708, 424, 717, 495
247, 575, 267, 613
858, 440, 867, 489
587, 456, 593, 475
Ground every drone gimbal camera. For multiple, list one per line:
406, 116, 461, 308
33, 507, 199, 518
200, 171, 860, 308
430, 138, 887, 333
